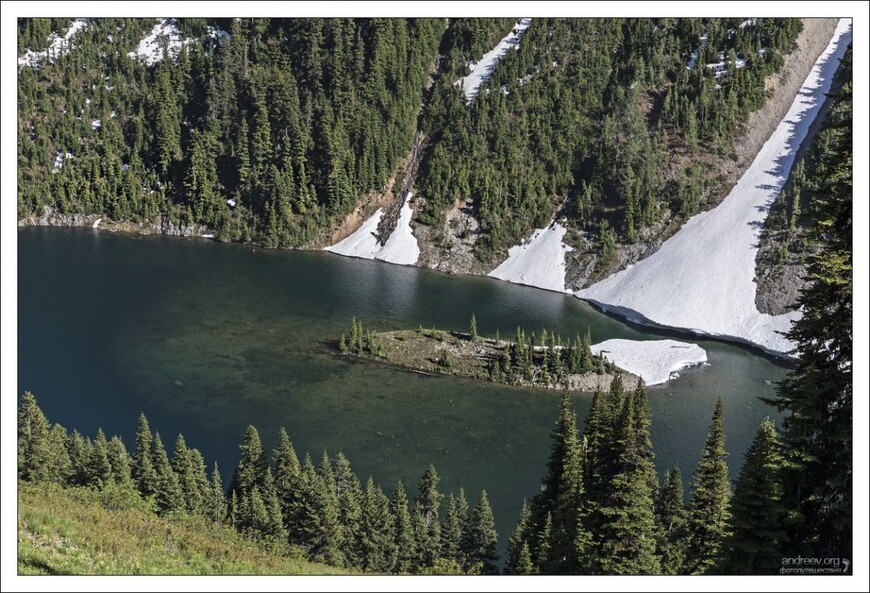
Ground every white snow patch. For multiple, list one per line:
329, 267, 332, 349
91, 119, 101, 130
326, 193, 421, 265
325, 208, 384, 260
591, 339, 708, 386
455, 18, 532, 105
687, 33, 708, 70
52, 151, 73, 172
208, 26, 231, 43
227, 198, 237, 208
578, 20, 852, 356
18, 18, 87, 69
127, 18, 193, 66
488, 222, 573, 294
375, 193, 421, 265
706, 53, 747, 78
739, 19, 756, 30
92, 218, 102, 229
201, 233, 215, 240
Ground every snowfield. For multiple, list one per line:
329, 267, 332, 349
578, 19, 852, 356
591, 339, 708, 386
325, 208, 384, 260
325, 193, 421, 265
488, 222, 573, 293
128, 18, 193, 66
18, 19, 87, 69
455, 18, 532, 105
375, 193, 421, 265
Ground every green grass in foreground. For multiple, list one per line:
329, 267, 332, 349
17, 482, 351, 575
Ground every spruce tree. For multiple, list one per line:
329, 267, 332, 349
529, 390, 589, 573
106, 435, 132, 485
767, 74, 852, 561
466, 490, 499, 574
132, 413, 158, 497
359, 477, 397, 573
415, 465, 443, 567
152, 431, 183, 515
469, 313, 478, 340
18, 392, 51, 482
593, 387, 660, 575
685, 397, 731, 574
210, 462, 227, 523
655, 467, 688, 575
46, 423, 72, 486
721, 418, 786, 574
333, 452, 363, 568
390, 480, 415, 574
87, 428, 113, 487
273, 427, 302, 536
440, 493, 464, 566
229, 425, 269, 498
505, 500, 533, 575
66, 430, 91, 487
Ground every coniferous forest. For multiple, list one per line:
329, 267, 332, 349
15, 16, 853, 579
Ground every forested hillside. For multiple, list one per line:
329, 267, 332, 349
18, 18, 443, 246
19, 17, 807, 271
418, 18, 803, 265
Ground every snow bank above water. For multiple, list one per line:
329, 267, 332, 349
18, 19, 87, 69
488, 222, 573, 293
456, 18, 532, 105
375, 193, 421, 265
578, 20, 852, 356
325, 193, 421, 265
325, 209, 383, 260
591, 339, 708, 386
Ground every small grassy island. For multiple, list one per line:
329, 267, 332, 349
337, 317, 640, 392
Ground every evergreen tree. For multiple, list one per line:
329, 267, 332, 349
46, 423, 72, 485
414, 464, 443, 568
504, 500, 533, 575
333, 451, 363, 567
273, 427, 302, 536
390, 480, 415, 574
466, 490, 499, 574
655, 467, 688, 575
18, 391, 51, 482
106, 435, 132, 485
721, 418, 786, 574
359, 477, 397, 572
87, 428, 113, 487
229, 425, 269, 499
767, 69, 852, 561
469, 313, 478, 340
210, 462, 227, 523
132, 413, 158, 497
685, 397, 731, 574
441, 489, 469, 568
593, 386, 659, 574
152, 431, 183, 515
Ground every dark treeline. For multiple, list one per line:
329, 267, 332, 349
17, 393, 498, 575
18, 17, 443, 246
418, 18, 802, 263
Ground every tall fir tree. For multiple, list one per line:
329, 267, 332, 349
358, 477, 397, 573
152, 431, 183, 515
466, 490, 499, 575
655, 467, 688, 575
767, 70, 852, 561
18, 392, 51, 482
390, 480, 416, 574
504, 500, 533, 575
721, 418, 786, 574
685, 397, 731, 574
593, 385, 660, 575
132, 412, 158, 497
414, 464, 443, 568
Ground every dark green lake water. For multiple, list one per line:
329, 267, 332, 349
18, 227, 791, 554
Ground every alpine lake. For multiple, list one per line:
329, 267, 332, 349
18, 227, 793, 555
